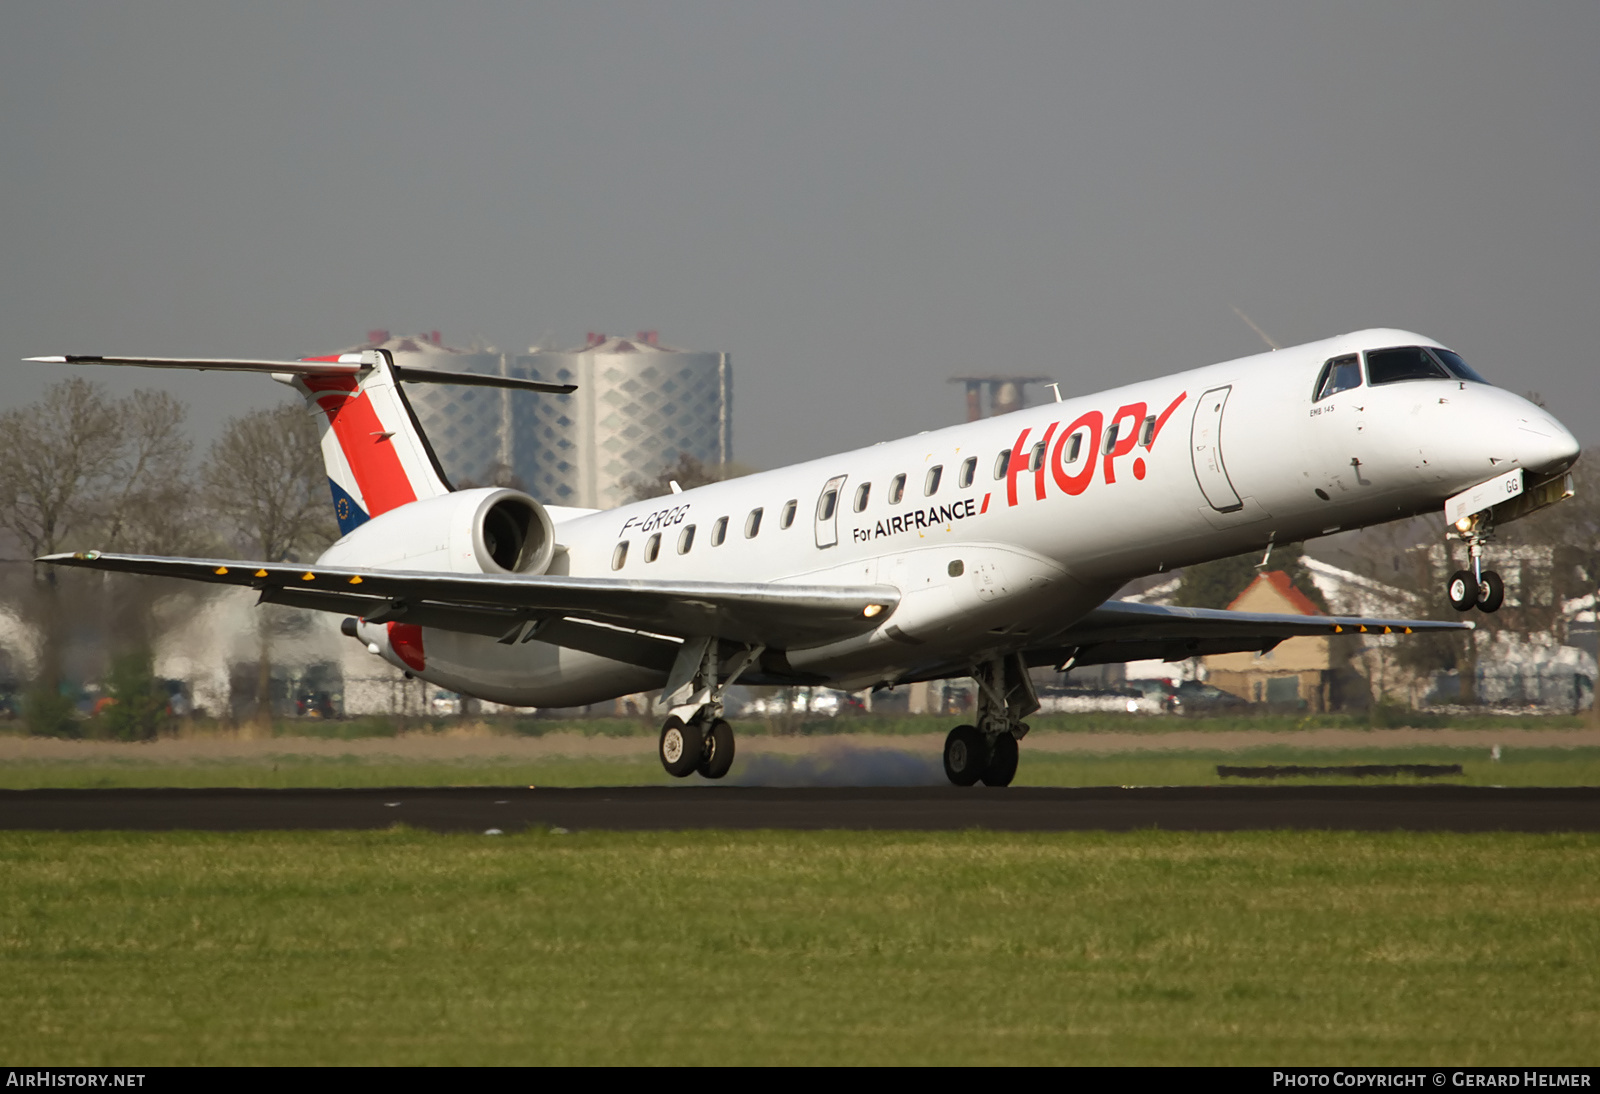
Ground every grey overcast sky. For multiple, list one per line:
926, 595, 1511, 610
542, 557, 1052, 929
4, 2, 1597, 471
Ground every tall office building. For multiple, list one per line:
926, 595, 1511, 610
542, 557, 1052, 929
511, 332, 732, 510
338, 330, 731, 510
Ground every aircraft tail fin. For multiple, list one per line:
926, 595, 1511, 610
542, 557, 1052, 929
293, 350, 453, 534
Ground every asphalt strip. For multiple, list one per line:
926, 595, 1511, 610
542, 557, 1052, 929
1, 785, 1597, 833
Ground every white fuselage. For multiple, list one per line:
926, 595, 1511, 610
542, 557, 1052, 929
343, 329, 1579, 706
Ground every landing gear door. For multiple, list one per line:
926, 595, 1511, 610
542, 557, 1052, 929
1191, 386, 1244, 512
815, 475, 847, 548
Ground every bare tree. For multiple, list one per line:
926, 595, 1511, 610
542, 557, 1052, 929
455, 461, 526, 492
203, 402, 338, 724
0, 379, 206, 730
625, 453, 753, 502
0, 378, 124, 561
204, 402, 337, 561
97, 390, 203, 555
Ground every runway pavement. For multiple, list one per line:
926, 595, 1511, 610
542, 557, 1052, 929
1, 785, 1597, 832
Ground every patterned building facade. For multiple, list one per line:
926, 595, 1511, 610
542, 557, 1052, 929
340, 331, 731, 509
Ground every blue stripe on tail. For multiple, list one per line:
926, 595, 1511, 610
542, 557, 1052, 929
328, 478, 371, 536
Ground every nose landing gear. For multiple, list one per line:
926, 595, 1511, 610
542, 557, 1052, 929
1447, 519, 1504, 614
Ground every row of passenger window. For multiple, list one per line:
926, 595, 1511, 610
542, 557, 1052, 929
609, 420, 1160, 570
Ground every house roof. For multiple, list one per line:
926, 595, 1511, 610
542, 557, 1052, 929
1226, 570, 1324, 617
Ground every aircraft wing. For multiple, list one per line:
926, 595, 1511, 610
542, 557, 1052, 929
1027, 598, 1472, 668
40, 551, 898, 651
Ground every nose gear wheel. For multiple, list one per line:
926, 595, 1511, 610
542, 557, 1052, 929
1447, 570, 1478, 612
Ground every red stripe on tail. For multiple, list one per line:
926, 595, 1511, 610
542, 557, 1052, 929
305, 375, 418, 517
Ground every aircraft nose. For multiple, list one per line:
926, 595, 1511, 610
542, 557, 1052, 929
1515, 407, 1581, 477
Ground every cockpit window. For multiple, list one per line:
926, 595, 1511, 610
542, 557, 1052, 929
1366, 346, 1450, 386
1313, 355, 1362, 401
1430, 347, 1490, 385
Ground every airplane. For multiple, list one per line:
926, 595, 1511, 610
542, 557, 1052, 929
27, 327, 1580, 785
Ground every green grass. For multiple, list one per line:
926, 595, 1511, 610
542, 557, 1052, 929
3, 746, 1599, 790
1, 829, 1596, 1064
0, 755, 671, 790
1015, 747, 1600, 788
7, 709, 1592, 741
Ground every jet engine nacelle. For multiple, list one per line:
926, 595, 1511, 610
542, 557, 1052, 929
317, 487, 557, 575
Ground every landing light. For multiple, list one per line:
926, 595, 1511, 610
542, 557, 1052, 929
863, 604, 884, 618
1454, 516, 1476, 533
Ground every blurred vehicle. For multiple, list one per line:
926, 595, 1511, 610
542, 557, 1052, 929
1174, 680, 1250, 711
293, 690, 335, 718
430, 690, 463, 716
1037, 686, 1155, 714
1124, 678, 1181, 714
735, 687, 856, 717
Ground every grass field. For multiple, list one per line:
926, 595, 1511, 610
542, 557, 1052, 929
2, 744, 1599, 790
7, 709, 1593, 743
1, 829, 1596, 1065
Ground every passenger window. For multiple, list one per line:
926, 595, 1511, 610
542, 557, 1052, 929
819, 489, 837, 522
712, 516, 728, 546
889, 474, 906, 504
853, 483, 871, 512
645, 533, 661, 562
959, 457, 976, 488
1366, 346, 1450, 386
745, 508, 763, 538
780, 499, 797, 529
1029, 441, 1046, 472
925, 465, 943, 496
1314, 354, 1363, 401
611, 541, 628, 570
1102, 423, 1120, 455
678, 525, 695, 554
1139, 415, 1156, 448
993, 450, 1010, 480
1066, 432, 1083, 464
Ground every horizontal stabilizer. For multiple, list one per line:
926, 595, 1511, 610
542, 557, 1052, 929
24, 354, 575, 394
26, 354, 358, 376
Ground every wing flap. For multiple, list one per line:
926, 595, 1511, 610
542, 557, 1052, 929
1060, 598, 1472, 641
1025, 598, 1471, 668
43, 551, 900, 650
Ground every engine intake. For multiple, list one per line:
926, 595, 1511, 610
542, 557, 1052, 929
475, 492, 552, 574
316, 487, 558, 575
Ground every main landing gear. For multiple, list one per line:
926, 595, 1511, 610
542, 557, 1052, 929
659, 714, 736, 780
942, 653, 1038, 788
655, 637, 763, 781
1446, 519, 1504, 614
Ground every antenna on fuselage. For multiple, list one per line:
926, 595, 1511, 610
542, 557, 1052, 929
1232, 306, 1282, 351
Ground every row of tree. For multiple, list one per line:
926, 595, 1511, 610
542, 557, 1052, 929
1173, 454, 1600, 705
0, 378, 337, 733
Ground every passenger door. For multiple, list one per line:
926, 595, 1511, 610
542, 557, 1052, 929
815, 475, 847, 548
1190, 386, 1244, 512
